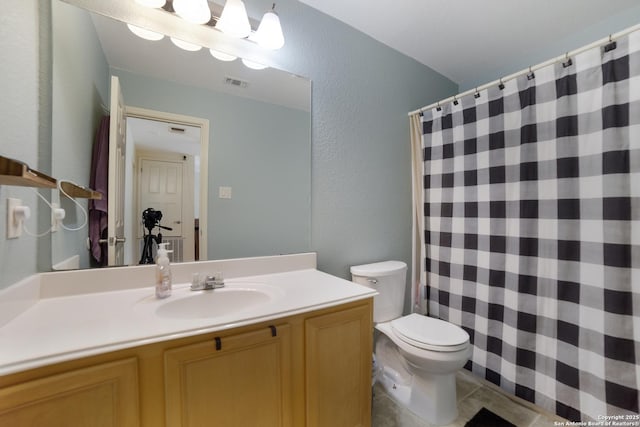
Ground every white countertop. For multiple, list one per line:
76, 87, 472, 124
0, 268, 376, 376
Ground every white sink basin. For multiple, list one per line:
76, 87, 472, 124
155, 283, 280, 319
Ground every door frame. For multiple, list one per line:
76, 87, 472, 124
125, 106, 209, 261
107, 76, 127, 266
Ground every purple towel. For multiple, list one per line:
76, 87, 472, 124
89, 116, 110, 265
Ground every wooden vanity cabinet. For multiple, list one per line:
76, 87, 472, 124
305, 304, 373, 427
164, 323, 292, 427
0, 358, 139, 426
0, 299, 372, 427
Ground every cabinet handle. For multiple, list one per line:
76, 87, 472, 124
269, 325, 277, 337
214, 337, 222, 351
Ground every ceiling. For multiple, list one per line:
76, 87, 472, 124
128, 117, 201, 155
90, 13, 311, 112
299, 0, 640, 88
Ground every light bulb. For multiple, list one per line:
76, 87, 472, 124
242, 58, 268, 70
210, 49, 237, 61
216, 0, 251, 38
127, 24, 165, 41
170, 37, 202, 51
135, 0, 166, 8
173, 0, 211, 24
255, 8, 284, 49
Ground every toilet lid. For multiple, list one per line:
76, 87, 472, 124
391, 313, 469, 352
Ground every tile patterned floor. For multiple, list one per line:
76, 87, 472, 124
372, 370, 566, 427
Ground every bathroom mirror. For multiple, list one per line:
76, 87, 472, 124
51, 0, 311, 270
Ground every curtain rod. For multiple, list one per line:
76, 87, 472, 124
408, 22, 640, 117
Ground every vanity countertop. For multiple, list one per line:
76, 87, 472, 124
0, 268, 376, 376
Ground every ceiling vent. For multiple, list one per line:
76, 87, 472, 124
224, 77, 249, 88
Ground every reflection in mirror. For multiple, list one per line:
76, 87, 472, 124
51, 0, 311, 271
127, 108, 206, 267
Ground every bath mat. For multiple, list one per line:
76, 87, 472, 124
465, 407, 515, 427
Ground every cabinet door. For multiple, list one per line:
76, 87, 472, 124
305, 304, 373, 427
165, 323, 291, 427
0, 358, 139, 427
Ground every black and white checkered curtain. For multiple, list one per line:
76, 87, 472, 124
421, 32, 640, 421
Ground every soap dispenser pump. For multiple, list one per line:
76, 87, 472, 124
155, 242, 173, 299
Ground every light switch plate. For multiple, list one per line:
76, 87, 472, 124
218, 186, 232, 199
7, 198, 22, 239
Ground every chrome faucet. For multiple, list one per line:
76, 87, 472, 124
191, 272, 225, 291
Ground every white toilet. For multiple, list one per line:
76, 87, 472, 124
351, 260, 471, 426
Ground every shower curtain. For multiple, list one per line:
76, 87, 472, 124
419, 32, 639, 420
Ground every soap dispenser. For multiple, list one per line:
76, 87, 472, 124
155, 242, 173, 299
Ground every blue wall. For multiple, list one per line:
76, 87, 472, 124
0, 0, 42, 288
243, 0, 458, 285
114, 69, 312, 261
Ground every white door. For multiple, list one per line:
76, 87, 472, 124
107, 76, 127, 266
138, 158, 184, 238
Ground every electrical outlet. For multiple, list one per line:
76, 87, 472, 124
6, 198, 22, 239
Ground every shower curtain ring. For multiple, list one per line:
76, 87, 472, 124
474, 87, 480, 99
527, 65, 535, 80
498, 78, 505, 90
605, 34, 617, 52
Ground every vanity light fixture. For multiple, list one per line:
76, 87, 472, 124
241, 58, 268, 70
173, 0, 212, 25
127, 0, 285, 65
210, 49, 237, 61
171, 37, 203, 51
135, 0, 166, 8
254, 4, 284, 50
127, 23, 165, 41
215, 0, 251, 38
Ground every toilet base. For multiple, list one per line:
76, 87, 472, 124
377, 366, 458, 426
409, 371, 458, 425
377, 366, 412, 411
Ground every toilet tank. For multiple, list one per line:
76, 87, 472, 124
350, 261, 407, 323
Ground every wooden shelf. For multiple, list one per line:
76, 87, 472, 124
59, 181, 102, 200
0, 156, 57, 188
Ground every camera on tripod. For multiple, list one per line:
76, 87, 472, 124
142, 208, 163, 232
139, 208, 173, 265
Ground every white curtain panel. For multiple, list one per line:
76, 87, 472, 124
410, 113, 427, 314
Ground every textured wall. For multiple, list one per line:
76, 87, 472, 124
0, 0, 41, 288
245, 0, 458, 293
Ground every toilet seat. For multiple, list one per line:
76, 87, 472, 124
391, 314, 469, 352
